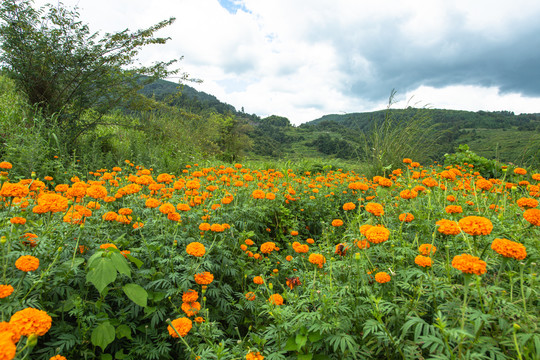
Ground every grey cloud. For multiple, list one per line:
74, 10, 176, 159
325, 15, 540, 102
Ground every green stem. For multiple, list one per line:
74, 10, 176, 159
519, 264, 527, 313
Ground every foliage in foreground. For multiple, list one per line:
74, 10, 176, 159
0, 156, 539, 360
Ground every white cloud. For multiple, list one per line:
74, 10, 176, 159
31, 0, 540, 124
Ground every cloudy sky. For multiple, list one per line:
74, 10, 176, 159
35, 0, 540, 124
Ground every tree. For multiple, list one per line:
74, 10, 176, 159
0, 0, 180, 143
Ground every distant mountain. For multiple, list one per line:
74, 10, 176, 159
140, 78, 238, 115
305, 108, 540, 132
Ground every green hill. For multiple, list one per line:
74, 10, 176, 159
137, 79, 540, 167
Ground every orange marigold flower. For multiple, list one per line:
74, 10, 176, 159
375, 272, 391, 283
399, 189, 418, 200
167, 317, 192, 338
491, 238, 527, 260
186, 180, 200, 190
445, 205, 463, 214
49, 356, 67, 360
343, 202, 356, 211
365, 202, 384, 216
177, 203, 191, 211
145, 198, 161, 208
199, 223, 211, 231
252, 189, 265, 199
15, 255, 39, 272
0, 161, 12, 169
290, 230, 299, 236
268, 293, 284, 305
514, 167, 527, 175
422, 177, 438, 188
245, 239, 254, 246
306, 238, 314, 244
452, 254, 487, 275
292, 242, 309, 253
100, 243, 118, 250
181, 301, 201, 317
523, 208, 540, 226
403, 158, 412, 164
102, 211, 118, 221
446, 195, 456, 202
9, 308, 52, 336
415, 255, 432, 267
0, 182, 29, 198
308, 253, 326, 268
159, 203, 175, 215
194, 316, 205, 324
418, 244, 437, 256
182, 290, 199, 303
253, 276, 264, 285
260, 242, 276, 254
359, 224, 373, 235
331, 219, 344, 227
245, 292, 256, 301
0, 335, 16, 360
167, 212, 181, 222
377, 177, 393, 187
210, 223, 224, 232
35, 193, 69, 213
194, 272, 214, 285
436, 219, 461, 235
365, 225, 390, 244
357, 240, 370, 249
10, 217, 26, 225
286, 255, 293, 261
246, 351, 264, 360
516, 197, 538, 208
86, 185, 108, 199
458, 216, 493, 236
0, 285, 14, 299
118, 208, 133, 215
398, 213, 414, 222
476, 178, 493, 191
186, 242, 206, 257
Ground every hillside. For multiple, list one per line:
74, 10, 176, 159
138, 79, 540, 167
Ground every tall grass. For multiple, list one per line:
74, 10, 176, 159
360, 90, 439, 176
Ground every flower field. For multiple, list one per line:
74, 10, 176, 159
0, 158, 539, 360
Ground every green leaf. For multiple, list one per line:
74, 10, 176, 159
125, 253, 143, 269
115, 350, 127, 360
116, 324, 132, 340
91, 321, 115, 351
284, 336, 297, 351
298, 354, 313, 360
296, 333, 308, 350
123, 283, 148, 307
100, 355, 112, 360
308, 331, 323, 343
110, 251, 131, 278
86, 258, 116, 294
